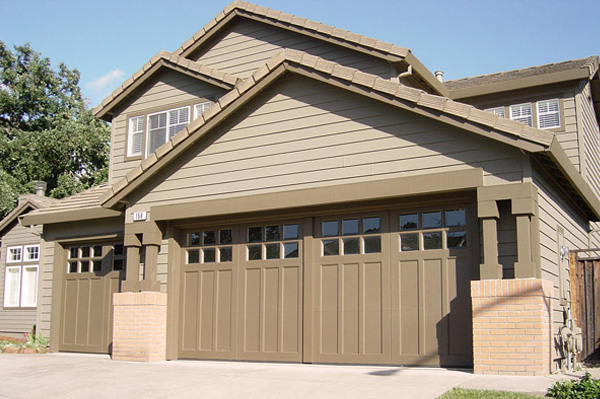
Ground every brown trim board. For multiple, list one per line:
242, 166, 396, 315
21, 207, 123, 227
151, 168, 484, 221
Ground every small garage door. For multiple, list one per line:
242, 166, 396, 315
179, 204, 474, 366
60, 243, 125, 353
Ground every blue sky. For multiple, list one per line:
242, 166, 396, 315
2, 0, 599, 108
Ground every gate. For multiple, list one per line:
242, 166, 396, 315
571, 256, 600, 362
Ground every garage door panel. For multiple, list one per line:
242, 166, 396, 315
282, 266, 300, 353
181, 271, 199, 352
363, 261, 383, 355
319, 264, 339, 355
395, 259, 419, 356
423, 258, 443, 357
242, 267, 261, 354
62, 279, 78, 346
342, 262, 359, 355
75, 279, 91, 347
199, 270, 216, 351
216, 269, 233, 352
263, 267, 280, 353
86, 278, 105, 348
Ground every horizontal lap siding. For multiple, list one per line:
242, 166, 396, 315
192, 19, 391, 80
108, 71, 228, 184
0, 222, 41, 335
133, 76, 523, 209
577, 80, 600, 197
534, 169, 590, 363
560, 96, 580, 171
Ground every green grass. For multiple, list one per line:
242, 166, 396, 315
438, 388, 545, 399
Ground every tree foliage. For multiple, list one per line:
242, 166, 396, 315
0, 42, 109, 219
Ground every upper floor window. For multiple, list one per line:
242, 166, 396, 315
484, 99, 561, 130
509, 103, 533, 126
537, 99, 560, 129
127, 101, 213, 159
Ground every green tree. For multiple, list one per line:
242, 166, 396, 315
0, 42, 109, 219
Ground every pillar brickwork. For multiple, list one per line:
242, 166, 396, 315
112, 292, 167, 362
471, 278, 552, 376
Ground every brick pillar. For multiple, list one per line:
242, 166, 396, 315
471, 278, 552, 376
112, 292, 167, 362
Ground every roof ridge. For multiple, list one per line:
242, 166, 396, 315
174, 1, 410, 59
100, 50, 555, 207
446, 55, 599, 85
93, 52, 239, 119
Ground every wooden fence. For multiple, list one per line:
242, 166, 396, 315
570, 255, 600, 362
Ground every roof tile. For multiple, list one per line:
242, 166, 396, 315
236, 76, 256, 95
345, 31, 362, 44
154, 140, 173, 160
170, 128, 189, 147
299, 53, 319, 69
373, 78, 398, 96
140, 153, 158, 171
359, 36, 377, 48
468, 109, 499, 126
494, 117, 524, 137
111, 178, 128, 196
443, 101, 472, 119
315, 58, 335, 75
125, 165, 144, 184
192, 28, 206, 41
218, 89, 239, 109
201, 101, 222, 121
373, 40, 394, 53
266, 51, 285, 70
265, 9, 280, 19
331, 64, 356, 81
290, 16, 307, 27
253, 63, 271, 81
330, 28, 347, 40
278, 12, 294, 24
395, 85, 422, 103
304, 20, 320, 31
283, 48, 303, 63
417, 93, 447, 111
352, 71, 377, 89
316, 24, 334, 36
521, 124, 553, 144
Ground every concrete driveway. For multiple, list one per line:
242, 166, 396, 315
0, 353, 589, 399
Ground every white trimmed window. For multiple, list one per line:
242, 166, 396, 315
6, 246, 22, 263
146, 106, 190, 156
537, 99, 560, 129
484, 107, 505, 118
3, 244, 40, 308
194, 101, 212, 120
510, 103, 533, 126
127, 116, 144, 157
3, 266, 21, 307
24, 245, 40, 262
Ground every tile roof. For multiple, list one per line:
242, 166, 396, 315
445, 56, 599, 91
0, 195, 58, 234
93, 51, 240, 120
175, 1, 410, 60
100, 49, 555, 207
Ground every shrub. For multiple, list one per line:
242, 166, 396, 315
548, 372, 600, 399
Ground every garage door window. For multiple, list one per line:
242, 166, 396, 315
186, 229, 233, 264
246, 223, 299, 260
322, 216, 381, 256
67, 243, 125, 273
399, 208, 466, 251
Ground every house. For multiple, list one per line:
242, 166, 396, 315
0, 182, 57, 338
8, 2, 600, 375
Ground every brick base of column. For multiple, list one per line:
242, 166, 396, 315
112, 292, 167, 362
471, 278, 552, 376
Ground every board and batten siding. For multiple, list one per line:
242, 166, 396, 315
108, 70, 228, 184
190, 19, 393, 80
130, 75, 524, 213
38, 218, 124, 339
0, 220, 42, 337
533, 168, 594, 364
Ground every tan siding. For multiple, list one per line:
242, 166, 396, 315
39, 217, 124, 339
132, 75, 522, 212
560, 96, 580, 171
0, 221, 42, 335
191, 19, 392, 80
108, 70, 228, 184
533, 168, 590, 364
577, 80, 600, 196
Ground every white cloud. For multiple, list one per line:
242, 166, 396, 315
86, 69, 124, 90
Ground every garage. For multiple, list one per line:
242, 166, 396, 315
60, 243, 125, 353
178, 202, 475, 366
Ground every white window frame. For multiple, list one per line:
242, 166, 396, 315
194, 101, 212, 120
537, 99, 560, 129
510, 103, 533, 126
146, 106, 190, 157
3, 266, 21, 307
484, 106, 505, 118
6, 246, 22, 263
24, 244, 40, 262
20, 266, 39, 308
127, 116, 144, 157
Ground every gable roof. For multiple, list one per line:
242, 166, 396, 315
446, 56, 600, 99
91, 50, 600, 220
0, 195, 58, 235
20, 184, 122, 226
174, 1, 448, 97
93, 51, 240, 121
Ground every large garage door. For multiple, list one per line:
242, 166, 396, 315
179, 204, 474, 366
180, 222, 303, 361
60, 243, 125, 353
